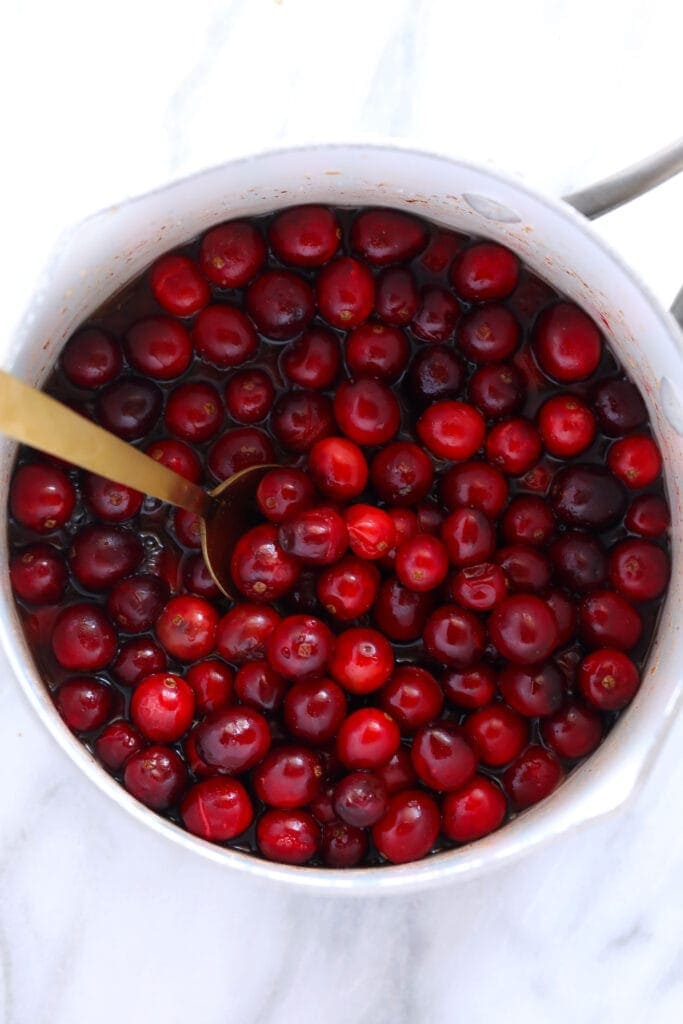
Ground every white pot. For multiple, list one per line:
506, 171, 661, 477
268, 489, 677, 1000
2, 142, 682, 895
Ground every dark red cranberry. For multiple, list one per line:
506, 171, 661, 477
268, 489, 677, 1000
267, 614, 334, 680
196, 706, 271, 772
408, 344, 465, 404
499, 662, 563, 717
551, 464, 626, 528
96, 376, 162, 440
61, 328, 122, 389
82, 473, 143, 522
131, 672, 195, 743
375, 266, 420, 324
545, 589, 577, 646
411, 286, 460, 342
317, 256, 374, 328
106, 574, 169, 632
489, 594, 559, 665
155, 595, 218, 661
538, 395, 596, 457
503, 746, 563, 809
182, 553, 220, 598
111, 637, 166, 686
283, 678, 347, 744
371, 441, 434, 506
316, 556, 379, 620
173, 509, 202, 549
346, 323, 409, 383
280, 327, 341, 389
417, 401, 485, 461
186, 660, 234, 714
579, 648, 640, 710
423, 605, 486, 669
329, 628, 394, 694
541, 703, 603, 759
51, 603, 116, 670
234, 660, 287, 713
256, 469, 314, 525
495, 544, 552, 592
344, 504, 396, 560
550, 531, 607, 592
419, 228, 464, 272
224, 368, 274, 424
336, 707, 400, 769
626, 494, 670, 538
394, 534, 449, 592
270, 391, 335, 452
307, 437, 368, 499
442, 776, 507, 842
382, 508, 419, 561
254, 746, 323, 808
375, 748, 417, 794
578, 590, 642, 650
608, 539, 669, 601
125, 316, 192, 379
55, 677, 113, 733
380, 666, 443, 733
322, 822, 368, 868
485, 417, 542, 476
534, 302, 602, 381
164, 381, 222, 442
230, 523, 300, 601
450, 562, 507, 612
440, 461, 508, 519
372, 789, 440, 864
450, 242, 519, 301
215, 604, 280, 663
416, 500, 444, 536
207, 426, 275, 481
199, 220, 266, 286
10, 544, 67, 604
411, 722, 478, 791
333, 771, 388, 828
373, 575, 435, 642
181, 777, 253, 840
123, 745, 187, 809
469, 362, 526, 418
502, 495, 556, 547
607, 435, 662, 489
192, 304, 259, 367
278, 507, 348, 566
464, 705, 529, 766
459, 304, 520, 362
95, 720, 144, 771
441, 508, 495, 567
69, 524, 143, 592
10, 462, 76, 533
246, 269, 315, 341
442, 664, 497, 709
257, 809, 320, 864
593, 378, 647, 435
351, 209, 427, 265
333, 378, 401, 446
269, 205, 340, 266
146, 438, 201, 482
149, 253, 209, 316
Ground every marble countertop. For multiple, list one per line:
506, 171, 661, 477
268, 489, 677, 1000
2, 1, 683, 1021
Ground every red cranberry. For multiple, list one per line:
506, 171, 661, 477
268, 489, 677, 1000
485, 417, 542, 476
464, 704, 529, 766
329, 628, 394, 694
545, 589, 577, 646
199, 220, 266, 286
542, 703, 603, 759
380, 666, 443, 733
269, 205, 340, 266
215, 604, 280, 663
192, 304, 258, 367
372, 748, 415, 795
593, 377, 647, 435
423, 605, 486, 669
280, 327, 341, 389
10, 544, 67, 604
459, 304, 520, 362
450, 242, 519, 301
322, 822, 368, 868
234, 660, 287, 713
317, 257, 374, 328
383, 508, 419, 556
146, 438, 201, 482
499, 662, 563, 718
61, 328, 122, 389
534, 302, 602, 381
207, 426, 275, 481
336, 708, 400, 769
55, 677, 113, 733
626, 494, 670, 538
608, 539, 669, 601
164, 381, 222, 442
346, 323, 409, 383
344, 504, 396, 561
538, 395, 596, 457
395, 534, 449, 592
408, 344, 465, 404
246, 269, 315, 341
373, 575, 435, 642
181, 777, 253, 840
375, 266, 420, 324
419, 228, 463, 272
502, 495, 556, 547
372, 789, 440, 864
196, 706, 271, 772
125, 316, 192, 379
450, 562, 507, 612
186, 660, 234, 714
173, 509, 202, 549
351, 208, 427, 265
11, 463, 76, 532
257, 809, 320, 864
551, 464, 626, 528
96, 377, 162, 440
307, 437, 368, 499
131, 673, 195, 743
440, 461, 508, 519
254, 746, 323, 808
123, 745, 187, 809
607, 435, 662, 489
411, 722, 478, 791
270, 391, 335, 452
579, 648, 640, 710
503, 746, 563, 809
417, 401, 485, 461
155, 595, 218, 661
333, 378, 401, 446
95, 720, 144, 771
411, 286, 460, 342
441, 508, 495, 567
183, 553, 220, 598
333, 771, 388, 828
469, 362, 526, 418
316, 556, 379, 620
495, 544, 552, 592
111, 638, 166, 686
149, 253, 209, 316
256, 468, 315, 524
578, 590, 642, 651
550, 531, 607, 592
51, 603, 116, 670
416, 500, 444, 536
489, 594, 559, 665
106, 574, 169, 632
283, 678, 347, 744
442, 664, 497, 709
278, 507, 348, 566
267, 615, 334, 680
230, 523, 300, 601
442, 776, 507, 842
82, 473, 143, 522
69, 524, 142, 592
371, 441, 434, 506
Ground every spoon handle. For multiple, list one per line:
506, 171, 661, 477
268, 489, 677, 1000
0, 371, 211, 517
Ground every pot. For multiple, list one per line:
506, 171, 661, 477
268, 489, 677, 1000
2, 142, 682, 895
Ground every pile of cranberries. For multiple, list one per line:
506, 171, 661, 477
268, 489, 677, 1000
7, 204, 671, 868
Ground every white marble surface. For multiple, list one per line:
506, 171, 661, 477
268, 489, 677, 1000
2, 1, 683, 1021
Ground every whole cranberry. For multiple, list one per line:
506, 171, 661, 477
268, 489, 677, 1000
61, 328, 122, 389
51, 604, 116, 670
181, 777, 254, 840
344, 504, 396, 560
111, 638, 167, 687
579, 648, 640, 711
316, 556, 380, 620
550, 531, 607, 592
196, 706, 271, 772
441, 508, 495, 567
607, 435, 662, 490
372, 790, 440, 864
373, 576, 435, 642
538, 395, 596, 457
593, 377, 647, 435
371, 441, 434, 506
545, 589, 577, 647
450, 242, 519, 301
283, 678, 347, 744
317, 257, 374, 328
231, 523, 301, 601
254, 746, 323, 808
346, 323, 409, 382
534, 302, 602, 381
267, 615, 334, 680
469, 362, 526, 418
578, 590, 642, 650
333, 771, 388, 827
441, 664, 497, 709
155, 595, 218, 661
149, 253, 209, 316
270, 391, 335, 452
417, 401, 485, 461
541, 703, 603, 759
503, 746, 563, 809
499, 662, 564, 717
322, 822, 368, 868
10, 463, 76, 532
215, 604, 280, 663
95, 720, 144, 771
234, 660, 287, 713
82, 473, 143, 522
96, 377, 163, 440
256, 809, 320, 864
69, 524, 142, 592
416, 501, 444, 536
199, 220, 266, 286
408, 344, 465, 404
208, 426, 275, 482
485, 417, 542, 476
55, 677, 114, 733
123, 745, 187, 809
192, 305, 258, 367
333, 378, 401, 446
351, 209, 427, 265
625, 494, 670, 538
608, 539, 669, 601
146, 438, 201, 482
419, 227, 463, 272
502, 495, 556, 547
551, 464, 626, 528
246, 269, 315, 341
131, 673, 196, 743
411, 286, 460, 342
10, 544, 67, 604
488, 594, 559, 665
186, 660, 234, 714
280, 327, 341, 389
380, 666, 443, 733
256, 468, 315, 524
125, 316, 192, 379
381, 509, 419, 565
375, 747, 418, 794
458, 304, 520, 362
464, 704, 529, 766
449, 562, 507, 612
495, 544, 552, 592
165, 381, 222, 442
423, 605, 486, 669
375, 266, 420, 324
307, 437, 368, 500
442, 776, 507, 843
411, 723, 478, 791
106, 574, 169, 632
395, 534, 449, 592
278, 507, 348, 565
269, 205, 340, 266
336, 708, 401, 769
440, 461, 508, 519
329, 628, 394, 694
183, 553, 220, 599
173, 509, 202, 548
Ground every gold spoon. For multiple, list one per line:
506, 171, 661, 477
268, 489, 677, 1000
0, 370, 275, 599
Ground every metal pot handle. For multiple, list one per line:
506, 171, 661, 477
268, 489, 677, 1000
562, 138, 683, 326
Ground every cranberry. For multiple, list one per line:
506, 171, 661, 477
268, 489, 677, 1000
196, 706, 271, 772
267, 615, 334, 680
333, 771, 388, 828
307, 437, 368, 500
499, 662, 563, 718
230, 523, 300, 601
537, 395, 596, 457
415, 501, 444, 536
10, 544, 67, 604
186, 660, 234, 714
384, 508, 419, 555
503, 746, 563, 809
317, 256, 374, 328
373, 576, 435, 642
411, 722, 477, 791
579, 648, 640, 710
395, 534, 449, 592
207, 426, 275, 481
322, 822, 368, 868
254, 746, 323, 808
256, 809, 320, 864
123, 745, 187, 809
542, 702, 603, 760
372, 789, 440, 864
495, 544, 551, 592
440, 461, 508, 519
164, 381, 222, 442
215, 604, 280, 663
281, 327, 341, 389
551, 464, 626, 528
61, 328, 122, 389
470, 362, 526, 418
626, 494, 670, 538
316, 556, 379, 620
417, 401, 485, 461
234, 660, 287, 713
408, 344, 465, 404
375, 748, 418, 794
96, 376, 162, 440
69, 524, 142, 592
130, 673, 195, 743
442, 776, 507, 842
270, 391, 335, 452
51, 603, 116, 670
411, 286, 460, 342
450, 242, 519, 301
125, 316, 192, 379
173, 509, 202, 549
106, 574, 169, 632
149, 253, 209, 316
578, 590, 642, 651
346, 323, 409, 383
192, 304, 259, 367
545, 589, 577, 646
111, 638, 166, 686
10, 462, 76, 532
608, 539, 669, 601
247, 270, 315, 340
256, 468, 315, 524
441, 508, 495, 567
423, 605, 486, 669
344, 504, 396, 560
278, 507, 348, 565
336, 708, 400, 769
489, 594, 559, 665
534, 302, 602, 381
450, 562, 507, 612
155, 595, 218, 661
269, 205, 340, 266
95, 720, 144, 771
82, 473, 143, 522
442, 664, 497, 709
371, 441, 434, 506
199, 220, 266, 286
593, 378, 647, 435
146, 438, 201, 482
183, 553, 220, 598
502, 496, 556, 547
550, 531, 607, 592
485, 418, 542, 476
375, 266, 420, 324
181, 777, 253, 840
56, 677, 113, 733
459, 304, 520, 363
333, 378, 401, 446
329, 628, 394, 694
607, 435, 662, 489
380, 666, 443, 733
283, 678, 347, 744
419, 228, 463, 272
464, 704, 529, 766
351, 209, 427, 265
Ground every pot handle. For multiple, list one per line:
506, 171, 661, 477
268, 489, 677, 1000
562, 138, 683, 327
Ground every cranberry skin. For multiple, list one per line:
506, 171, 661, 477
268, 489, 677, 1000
315, 557, 377, 621
308, 437, 368, 500
380, 666, 443, 733
346, 323, 409, 383
503, 746, 564, 809
123, 746, 187, 810
192, 304, 259, 367
441, 508, 495, 568
207, 426, 275, 482
183, 553, 220, 599
257, 469, 315, 524
470, 362, 526, 419
534, 302, 602, 381
10, 463, 76, 533
234, 660, 287, 713
579, 648, 640, 711
216, 604, 280, 663
450, 562, 507, 612
281, 327, 341, 389
322, 822, 368, 868
459, 304, 520, 363
332, 772, 387, 828
336, 708, 401, 769
372, 789, 440, 864
96, 377, 162, 440
125, 316, 192, 379
69, 524, 142, 592
499, 662, 563, 718
181, 777, 253, 840
464, 705, 529, 767
317, 256, 374, 328
333, 378, 401, 447
502, 495, 556, 547
164, 381, 222, 442
155, 595, 218, 661
95, 720, 144, 771
254, 747, 323, 809
412, 286, 460, 342
270, 391, 335, 453
395, 534, 449, 592
495, 544, 552, 593
106, 574, 169, 632
257, 809, 320, 864
247, 269, 315, 341
111, 638, 166, 687
408, 345, 465, 405
269, 205, 340, 266
82, 473, 143, 522
440, 461, 508, 519
278, 507, 348, 566
230, 523, 300, 602
51, 604, 116, 671
267, 615, 334, 681
593, 378, 647, 435
578, 590, 642, 651
329, 628, 394, 695
607, 435, 662, 489
199, 220, 265, 286
196, 706, 271, 772
423, 605, 486, 669
542, 703, 603, 760
55, 677, 113, 733
344, 504, 396, 561
131, 673, 196, 743
442, 776, 507, 843
486, 418, 542, 476
442, 664, 497, 709
626, 494, 670, 538
550, 532, 607, 592
351, 209, 427, 265
489, 594, 559, 665
284, 678, 347, 744
417, 401, 486, 461
375, 267, 420, 325
146, 438, 201, 483
451, 242, 519, 301
149, 253, 209, 316
371, 442, 434, 507
538, 395, 596, 457
10, 544, 67, 604
373, 576, 435, 642
608, 539, 669, 601
61, 328, 122, 389
551, 464, 626, 529
186, 660, 234, 714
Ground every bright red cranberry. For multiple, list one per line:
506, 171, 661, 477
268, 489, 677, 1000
181, 777, 253, 840
150, 253, 209, 316
626, 493, 670, 538
69, 524, 142, 592
106, 574, 169, 632
256, 469, 314, 524
164, 381, 222, 442
254, 746, 323, 808
125, 316, 192, 379
131, 673, 196, 743
578, 590, 642, 651
173, 509, 202, 548
458, 304, 520, 363
608, 539, 669, 601
495, 544, 552, 592
503, 746, 563, 809
551, 464, 626, 528
123, 745, 187, 809
441, 508, 495, 568
196, 706, 271, 772
450, 242, 519, 301
502, 495, 556, 547
234, 660, 287, 713
411, 723, 478, 791
346, 323, 409, 383
51, 603, 116, 670
351, 209, 427, 265
322, 822, 368, 868
208, 426, 275, 481
579, 648, 640, 710
370, 441, 434, 507
395, 534, 449, 592
246, 270, 315, 341
333, 771, 388, 828
380, 666, 443, 733
270, 391, 335, 452
215, 604, 280, 663
199, 220, 266, 286
333, 378, 401, 446
593, 377, 647, 435
192, 304, 258, 367
423, 605, 486, 669
95, 720, 144, 771
269, 205, 340, 266
61, 328, 122, 389
550, 531, 607, 592
534, 302, 602, 381
155, 595, 218, 661
146, 438, 201, 482
317, 256, 374, 328
375, 266, 420, 324
278, 507, 348, 566
542, 702, 603, 759
373, 576, 435, 642
442, 776, 507, 843
230, 523, 300, 601
267, 615, 334, 680
374, 748, 417, 795
55, 677, 113, 733
464, 704, 529, 766
408, 344, 465, 404
442, 664, 497, 709
257, 809, 320, 864
111, 637, 166, 687
499, 662, 563, 718
417, 401, 485, 461
545, 589, 577, 646
329, 628, 394, 695
336, 708, 400, 769
440, 461, 508, 519
449, 562, 507, 612
82, 473, 143, 522
96, 376, 162, 440
186, 660, 234, 714
469, 362, 526, 418
10, 463, 76, 533
183, 553, 220, 598
10, 544, 67, 604
411, 286, 460, 342
489, 594, 559, 665
372, 789, 440, 864
307, 437, 368, 499
283, 678, 347, 744
344, 505, 396, 561
537, 395, 596, 457
316, 556, 379, 620
485, 417, 542, 476
607, 435, 662, 489
280, 327, 341, 389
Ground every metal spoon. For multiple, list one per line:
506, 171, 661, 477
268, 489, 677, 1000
0, 370, 275, 598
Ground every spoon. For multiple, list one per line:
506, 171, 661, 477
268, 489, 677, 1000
0, 370, 275, 599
